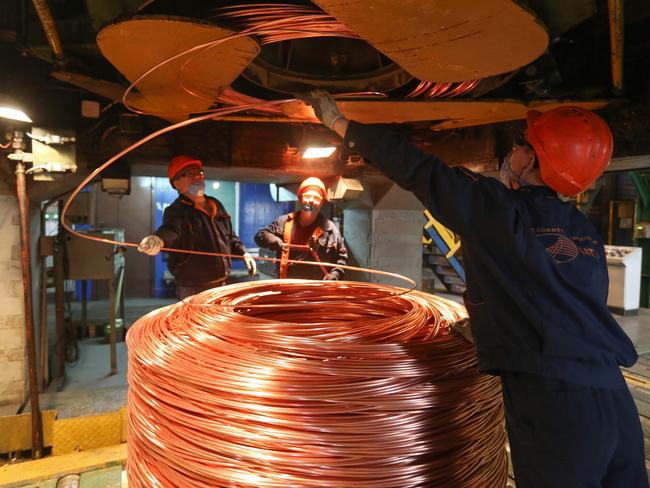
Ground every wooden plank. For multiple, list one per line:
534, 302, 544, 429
624, 357, 650, 378
634, 399, 650, 420
640, 414, 650, 438
97, 16, 259, 122
629, 384, 650, 406
284, 98, 610, 127
312, 0, 548, 82
0, 444, 126, 488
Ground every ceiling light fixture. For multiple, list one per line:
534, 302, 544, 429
302, 146, 336, 159
0, 95, 32, 123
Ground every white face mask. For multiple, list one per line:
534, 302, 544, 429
186, 181, 205, 197
499, 151, 535, 189
499, 153, 514, 187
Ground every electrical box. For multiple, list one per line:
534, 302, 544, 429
604, 245, 642, 315
30, 127, 77, 181
65, 229, 125, 280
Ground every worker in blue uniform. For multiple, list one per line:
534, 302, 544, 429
299, 90, 648, 488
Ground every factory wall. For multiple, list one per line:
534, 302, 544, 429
94, 177, 153, 298
93, 178, 294, 298
0, 190, 26, 405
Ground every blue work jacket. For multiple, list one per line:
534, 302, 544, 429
345, 121, 637, 388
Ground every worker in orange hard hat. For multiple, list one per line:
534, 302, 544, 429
299, 90, 647, 487
138, 155, 256, 300
499, 106, 614, 196
255, 176, 348, 280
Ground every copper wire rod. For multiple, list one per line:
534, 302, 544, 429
55, 8, 504, 484
126, 281, 506, 487
117, 2, 479, 114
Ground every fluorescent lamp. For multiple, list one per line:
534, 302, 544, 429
0, 94, 32, 123
302, 146, 336, 159
0, 106, 32, 123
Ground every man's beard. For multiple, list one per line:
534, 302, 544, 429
300, 203, 316, 212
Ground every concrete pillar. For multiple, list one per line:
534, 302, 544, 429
343, 183, 423, 289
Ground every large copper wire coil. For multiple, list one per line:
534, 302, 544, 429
126, 280, 507, 487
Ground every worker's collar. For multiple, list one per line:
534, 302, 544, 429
518, 185, 558, 197
179, 194, 217, 217
179, 193, 211, 203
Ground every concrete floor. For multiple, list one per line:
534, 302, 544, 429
62, 298, 175, 393
616, 308, 650, 356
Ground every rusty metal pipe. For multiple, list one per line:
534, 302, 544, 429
15, 161, 44, 459
31, 0, 64, 64
608, 0, 624, 92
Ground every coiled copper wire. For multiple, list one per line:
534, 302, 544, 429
62, 13, 504, 484
210, 4, 479, 102
127, 281, 506, 487
116, 2, 479, 117
211, 4, 359, 43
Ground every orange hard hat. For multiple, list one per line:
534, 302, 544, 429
168, 155, 202, 182
298, 177, 327, 200
526, 107, 613, 196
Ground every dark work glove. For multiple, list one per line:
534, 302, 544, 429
269, 236, 284, 252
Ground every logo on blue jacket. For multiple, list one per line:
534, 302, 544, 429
537, 233, 579, 264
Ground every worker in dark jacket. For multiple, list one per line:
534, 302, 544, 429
255, 177, 348, 280
138, 155, 256, 299
300, 90, 647, 487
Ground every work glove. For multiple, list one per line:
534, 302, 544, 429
297, 90, 344, 130
323, 271, 340, 281
449, 318, 474, 344
138, 235, 164, 256
243, 253, 257, 276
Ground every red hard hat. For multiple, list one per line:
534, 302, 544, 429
298, 177, 327, 200
168, 155, 202, 182
526, 107, 613, 196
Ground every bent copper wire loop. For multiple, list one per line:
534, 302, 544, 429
55, 11, 504, 485
60, 4, 476, 286
127, 281, 506, 487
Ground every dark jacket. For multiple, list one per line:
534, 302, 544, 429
345, 121, 637, 388
154, 195, 247, 286
255, 212, 348, 280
